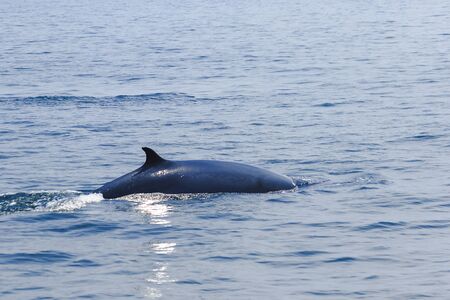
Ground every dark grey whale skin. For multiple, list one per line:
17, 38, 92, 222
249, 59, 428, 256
95, 147, 296, 199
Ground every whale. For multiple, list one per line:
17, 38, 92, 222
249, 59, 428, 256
95, 147, 295, 199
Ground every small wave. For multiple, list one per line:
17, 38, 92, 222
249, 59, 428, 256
176, 279, 202, 285
68, 259, 101, 267
0, 250, 74, 265
325, 256, 357, 263
314, 102, 336, 107
0, 191, 103, 215
205, 255, 244, 261
44, 220, 121, 236
356, 221, 407, 232
389, 133, 444, 143
266, 198, 296, 204
406, 134, 442, 141
333, 173, 389, 188
409, 220, 450, 230
0, 93, 201, 106
289, 250, 329, 257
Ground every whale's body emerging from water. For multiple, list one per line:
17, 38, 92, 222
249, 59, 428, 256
95, 147, 295, 199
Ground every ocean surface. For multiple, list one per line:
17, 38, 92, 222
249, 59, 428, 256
1, 0, 450, 299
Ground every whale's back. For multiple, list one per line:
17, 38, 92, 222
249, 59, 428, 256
96, 148, 295, 198
150, 160, 295, 194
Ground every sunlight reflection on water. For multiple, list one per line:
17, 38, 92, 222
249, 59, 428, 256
123, 193, 172, 224
1, 0, 450, 298
123, 194, 178, 298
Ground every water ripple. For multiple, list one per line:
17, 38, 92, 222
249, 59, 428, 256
44, 221, 122, 236
0, 251, 73, 264
324, 256, 358, 263
1, 0, 450, 298
0, 93, 203, 106
356, 221, 407, 232
289, 250, 329, 257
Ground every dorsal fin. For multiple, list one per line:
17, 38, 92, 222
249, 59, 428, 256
142, 147, 165, 166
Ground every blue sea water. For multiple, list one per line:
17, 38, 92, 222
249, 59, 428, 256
1, 0, 450, 299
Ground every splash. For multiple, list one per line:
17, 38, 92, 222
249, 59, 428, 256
0, 191, 104, 215
291, 176, 320, 187
44, 193, 104, 212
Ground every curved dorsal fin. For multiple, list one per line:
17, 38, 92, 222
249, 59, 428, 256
142, 147, 165, 166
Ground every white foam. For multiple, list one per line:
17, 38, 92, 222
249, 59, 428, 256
122, 193, 199, 202
44, 192, 104, 212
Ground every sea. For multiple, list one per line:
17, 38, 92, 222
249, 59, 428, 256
1, 0, 450, 299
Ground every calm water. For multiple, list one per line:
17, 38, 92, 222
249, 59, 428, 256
1, 0, 450, 299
